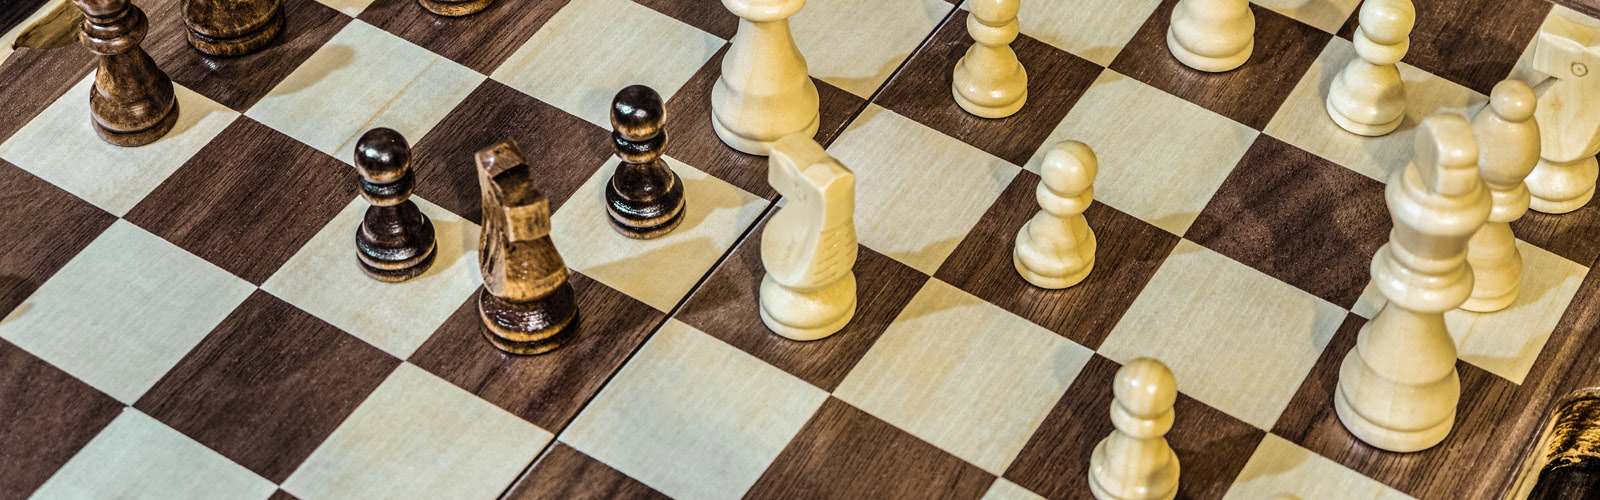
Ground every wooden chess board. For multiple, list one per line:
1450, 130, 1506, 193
2, 0, 1599, 499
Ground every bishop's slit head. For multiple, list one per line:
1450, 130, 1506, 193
355, 128, 411, 184
612, 85, 665, 142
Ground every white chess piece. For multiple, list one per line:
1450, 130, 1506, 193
1326, 0, 1415, 137
1089, 358, 1180, 500
759, 134, 857, 341
1464, 80, 1540, 312
1014, 141, 1096, 289
711, 0, 820, 156
1166, 0, 1254, 72
1525, 16, 1600, 214
953, 0, 1027, 118
1335, 114, 1491, 453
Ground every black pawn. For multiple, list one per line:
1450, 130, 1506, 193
355, 128, 437, 282
606, 85, 685, 239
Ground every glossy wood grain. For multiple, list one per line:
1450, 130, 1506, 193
504, 443, 670, 500
144, 0, 348, 111
0, 340, 122, 500
0, 160, 115, 317
359, 0, 571, 74
1338, 0, 1554, 95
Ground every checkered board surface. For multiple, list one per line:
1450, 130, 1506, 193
3, 0, 1600, 499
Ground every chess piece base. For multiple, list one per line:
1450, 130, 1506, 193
186, 8, 283, 57
1087, 440, 1178, 500
418, 0, 493, 16
1460, 287, 1518, 313
1166, 27, 1251, 73
758, 273, 856, 341
952, 80, 1026, 119
710, 101, 820, 156
1013, 252, 1092, 289
357, 241, 437, 283
478, 285, 577, 355
1326, 96, 1404, 137
1527, 156, 1598, 214
608, 207, 684, 240
92, 99, 179, 147
606, 168, 686, 240
1333, 364, 1456, 452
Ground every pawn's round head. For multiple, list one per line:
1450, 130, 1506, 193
1359, 0, 1416, 45
74, 0, 127, 18
354, 128, 411, 183
1489, 79, 1537, 123
1113, 358, 1177, 419
970, 0, 1020, 24
1040, 140, 1097, 196
612, 85, 665, 142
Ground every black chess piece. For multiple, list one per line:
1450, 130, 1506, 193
181, 0, 284, 57
77, 0, 179, 147
475, 140, 577, 355
355, 128, 437, 283
605, 85, 686, 239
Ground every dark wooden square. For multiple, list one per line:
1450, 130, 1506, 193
674, 215, 928, 392
874, 11, 1102, 166
935, 170, 1179, 350
1186, 135, 1390, 309
0, 46, 95, 144
1514, 194, 1600, 268
1110, 0, 1331, 130
504, 442, 669, 500
1337, 0, 1553, 95
144, 0, 350, 111
1005, 355, 1264, 500
412, 79, 614, 224
664, 46, 868, 199
409, 272, 665, 432
1273, 313, 1528, 499
268, 490, 302, 500
745, 397, 996, 500
359, 0, 571, 75
0, 340, 123, 500
125, 118, 356, 285
135, 290, 400, 483
0, 160, 116, 316
631, 0, 736, 40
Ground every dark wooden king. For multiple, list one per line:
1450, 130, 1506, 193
77, 0, 178, 147
355, 128, 437, 283
605, 84, 685, 239
476, 140, 577, 355
181, 0, 283, 57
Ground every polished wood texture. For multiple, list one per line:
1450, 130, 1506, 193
181, 0, 283, 56
0, 340, 123, 499
606, 85, 685, 239
359, 0, 568, 74
146, 0, 349, 112
417, 0, 491, 17
504, 443, 670, 500
77, 0, 178, 147
1525, 395, 1600, 499
0, 160, 116, 317
354, 128, 437, 283
476, 140, 578, 355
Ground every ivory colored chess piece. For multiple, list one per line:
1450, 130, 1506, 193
1326, 0, 1415, 137
1334, 114, 1491, 452
953, 0, 1027, 118
181, 0, 283, 56
1014, 141, 1096, 289
1525, 16, 1600, 214
418, 0, 492, 17
78, 0, 178, 147
1166, 0, 1254, 72
759, 134, 857, 341
1089, 358, 1180, 500
354, 128, 437, 283
476, 140, 578, 355
1463, 80, 1540, 312
711, 0, 820, 156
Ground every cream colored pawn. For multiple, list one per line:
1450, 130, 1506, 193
1525, 16, 1600, 214
1014, 141, 1096, 289
1166, 0, 1254, 72
711, 0, 820, 156
1335, 114, 1491, 453
1464, 80, 1541, 312
759, 134, 857, 341
1089, 358, 1180, 500
1326, 0, 1414, 136
953, 0, 1027, 118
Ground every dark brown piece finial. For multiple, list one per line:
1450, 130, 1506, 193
605, 84, 686, 239
78, 0, 178, 147
354, 128, 437, 283
181, 0, 284, 56
476, 139, 578, 355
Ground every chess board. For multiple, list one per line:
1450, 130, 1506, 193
2, 0, 1600, 498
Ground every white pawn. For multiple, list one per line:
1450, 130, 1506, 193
759, 134, 857, 341
1089, 358, 1180, 500
1464, 80, 1540, 312
711, 0, 820, 156
1525, 16, 1600, 214
1166, 0, 1254, 72
1326, 0, 1415, 136
953, 0, 1027, 118
1014, 141, 1097, 289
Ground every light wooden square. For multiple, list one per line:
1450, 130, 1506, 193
551, 157, 767, 312
247, 20, 484, 165
1223, 434, 1414, 500
1098, 240, 1346, 430
826, 105, 1020, 274
1264, 37, 1486, 183
0, 220, 254, 404
0, 75, 238, 216
561, 320, 828, 500
491, 0, 722, 128
29, 409, 276, 500
1252, 0, 1364, 34
1352, 241, 1589, 384
262, 196, 482, 360
315, 0, 371, 17
282, 363, 551, 500
833, 279, 1093, 475
961, 0, 1161, 66
982, 479, 1049, 500
1025, 70, 1258, 235
794, 0, 954, 97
